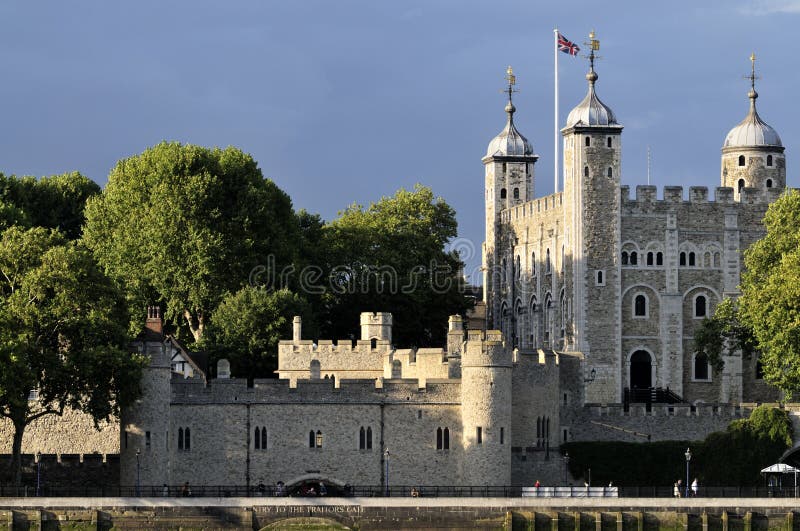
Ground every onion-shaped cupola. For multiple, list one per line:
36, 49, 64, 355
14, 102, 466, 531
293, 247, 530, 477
564, 51, 617, 128
720, 54, 785, 200
486, 67, 534, 157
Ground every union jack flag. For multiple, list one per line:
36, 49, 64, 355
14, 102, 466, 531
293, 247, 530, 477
557, 32, 580, 56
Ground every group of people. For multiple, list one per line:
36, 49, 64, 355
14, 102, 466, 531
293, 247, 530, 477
674, 478, 699, 497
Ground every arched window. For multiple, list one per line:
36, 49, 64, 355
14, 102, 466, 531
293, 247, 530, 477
309, 430, 316, 448
443, 428, 450, 450
391, 359, 402, 379
436, 427, 443, 450
694, 353, 710, 381
184, 428, 191, 451
695, 295, 707, 318
584, 166, 589, 177
766, 179, 773, 188
704, 252, 711, 268
738, 155, 745, 166
596, 270, 604, 285
536, 417, 541, 438
513, 187, 519, 199
713, 252, 721, 267
515, 255, 521, 279
634, 294, 647, 317
366, 427, 372, 449
178, 428, 184, 450
656, 252, 664, 266
310, 359, 320, 379
546, 417, 550, 439
621, 251, 629, 265
500, 188, 507, 199
370, 338, 377, 349
738, 179, 745, 193
688, 252, 696, 266
255, 427, 261, 449
607, 137, 612, 148
545, 249, 551, 273
607, 167, 613, 178
680, 252, 686, 266
261, 427, 267, 450
630, 251, 638, 265
585, 136, 591, 147
767, 155, 773, 167
647, 252, 654, 266
531, 252, 536, 276
359, 426, 366, 449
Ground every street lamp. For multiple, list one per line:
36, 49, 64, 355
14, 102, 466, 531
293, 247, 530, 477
564, 452, 570, 484
384, 448, 390, 497
136, 449, 141, 497
684, 447, 691, 498
35, 452, 41, 496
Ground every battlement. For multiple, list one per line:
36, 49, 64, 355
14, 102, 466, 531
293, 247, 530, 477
501, 192, 563, 223
620, 184, 767, 206
462, 329, 511, 368
584, 401, 752, 419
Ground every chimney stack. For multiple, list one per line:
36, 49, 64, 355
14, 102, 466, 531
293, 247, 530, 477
145, 306, 163, 335
293, 316, 302, 343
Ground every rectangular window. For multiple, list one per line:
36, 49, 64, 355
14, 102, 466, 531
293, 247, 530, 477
145, 431, 151, 448
417, 410, 422, 419
477, 427, 482, 444
500, 427, 504, 445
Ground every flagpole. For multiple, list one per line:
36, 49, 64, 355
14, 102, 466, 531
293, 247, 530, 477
553, 28, 559, 194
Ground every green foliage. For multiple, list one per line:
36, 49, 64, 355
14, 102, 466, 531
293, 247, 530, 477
564, 406, 792, 487
83, 142, 299, 342
318, 185, 471, 347
0, 172, 100, 239
693, 298, 755, 373
0, 227, 145, 483
204, 287, 315, 379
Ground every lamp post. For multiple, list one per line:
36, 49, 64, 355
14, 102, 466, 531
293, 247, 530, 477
136, 449, 141, 497
35, 452, 41, 496
684, 447, 691, 498
384, 448, 390, 497
564, 452, 570, 484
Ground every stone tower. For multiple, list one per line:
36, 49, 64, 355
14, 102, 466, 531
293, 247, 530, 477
120, 306, 172, 488
460, 330, 512, 485
561, 33, 623, 403
721, 55, 785, 200
482, 66, 538, 334
360, 312, 392, 342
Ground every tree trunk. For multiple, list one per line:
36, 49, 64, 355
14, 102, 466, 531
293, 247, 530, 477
184, 309, 204, 342
10, 420, 25, 486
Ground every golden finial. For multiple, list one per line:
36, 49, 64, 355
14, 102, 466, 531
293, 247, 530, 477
590, 29, 600, 51
745, 52, 759, 94
506, 65, 516, 86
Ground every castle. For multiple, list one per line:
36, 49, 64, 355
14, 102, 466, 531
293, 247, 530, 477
1, 45, 790, 489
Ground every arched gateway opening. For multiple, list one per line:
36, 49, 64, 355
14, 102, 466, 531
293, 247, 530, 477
630, 350, 652, 389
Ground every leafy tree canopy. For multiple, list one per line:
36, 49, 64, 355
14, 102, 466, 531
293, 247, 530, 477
0, 172, 100, 239
693, 297, 755, 374
0, 226, 145, 484
319, 185, 471, 347
83, 142, 299, 342
204, 287, 315, 379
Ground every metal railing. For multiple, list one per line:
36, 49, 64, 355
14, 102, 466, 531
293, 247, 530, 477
1, 483, 798, 498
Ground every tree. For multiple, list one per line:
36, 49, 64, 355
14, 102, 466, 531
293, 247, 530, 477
319, 185, 471, 347
0, 172, 100, 239
0, 227, 145, 484
738, 189, 800, 393
204, 287, 315, 379
693, 297, 755, 374
83, 142, 299, 342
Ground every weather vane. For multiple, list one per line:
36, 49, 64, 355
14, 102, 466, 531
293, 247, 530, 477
745, 52, 759, 91
503, 65, 519, 104
584, 30, 601, 71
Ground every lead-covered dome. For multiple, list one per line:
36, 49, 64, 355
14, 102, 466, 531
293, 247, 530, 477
723, 89, 782, 148
486, 102, 534, 157
565, 69, 617, 128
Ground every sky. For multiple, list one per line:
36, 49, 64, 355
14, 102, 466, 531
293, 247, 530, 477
0, 1, 798, 283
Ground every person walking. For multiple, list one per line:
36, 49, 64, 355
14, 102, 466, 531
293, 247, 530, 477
673, 481, 680, 498
691, 478, 698, 497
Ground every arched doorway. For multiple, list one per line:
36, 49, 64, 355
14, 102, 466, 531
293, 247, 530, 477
630, 350, 652, 388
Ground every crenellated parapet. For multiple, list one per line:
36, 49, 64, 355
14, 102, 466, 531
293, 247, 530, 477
500, 192, 563, 223
620, 184, 784, 209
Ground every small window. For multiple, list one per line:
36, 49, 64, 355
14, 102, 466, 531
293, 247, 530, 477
185, 428, 191, 451
515, 255, 521, 279
476, 427, 482, 444
585, 136, 591, 147
738, 155, 745, 166
310, 359, 320, 379
766, 179, 773, 188
255, 427, 261, 449
124, 430, 129, 449
502, 162, 507, 173
621, 251, 628, 265
513, 187, 519, 199
596, 270, 604, 286
500, 427, 505, 445
767, 155, 773, 167
607, 137, 612, 148
261, 427, 267, 450
145, 431, 151, 448
500, 188, 507, 199
647, 252, 654, 266
545, 249, 551, 273
607, 167, 613, 178
656, 252, 663, 266
738, 179, 745, 193
367, 427, 372, 449
689, 252, 696, 266
695, 295, 707, 318
359, 427, 366, 450
680, 252, 686, 266
436, 427, 442, 450
584, 166, 589, 177
531, 252, 536, 276
309, 430, 316, 448
630, 251, 638, 265
178, 428, 183, 450
634, 294, 647, 317
417, 410, 422, 419
694, 353, 710, 381
370, 338, 377, 349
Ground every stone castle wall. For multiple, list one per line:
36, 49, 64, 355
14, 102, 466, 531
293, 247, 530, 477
0, 407, 119, 456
